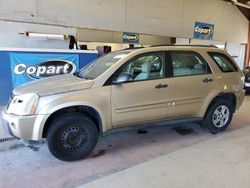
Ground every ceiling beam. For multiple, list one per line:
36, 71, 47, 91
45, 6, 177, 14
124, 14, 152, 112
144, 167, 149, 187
237, 5, 250, 20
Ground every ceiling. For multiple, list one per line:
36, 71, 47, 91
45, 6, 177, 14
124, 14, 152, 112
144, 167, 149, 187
236, 0, 250, 20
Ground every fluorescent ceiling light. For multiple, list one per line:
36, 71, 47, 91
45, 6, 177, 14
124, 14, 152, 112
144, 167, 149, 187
25, 32, 68, 40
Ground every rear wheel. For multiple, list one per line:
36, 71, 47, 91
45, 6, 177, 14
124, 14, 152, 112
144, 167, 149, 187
47, 112, 98, 161
203, 98, 233, 134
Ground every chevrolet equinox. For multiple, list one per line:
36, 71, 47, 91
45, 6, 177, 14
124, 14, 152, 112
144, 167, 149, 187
2, 45, 245, 161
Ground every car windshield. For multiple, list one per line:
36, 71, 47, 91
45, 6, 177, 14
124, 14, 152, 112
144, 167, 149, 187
77, 51, 131, 79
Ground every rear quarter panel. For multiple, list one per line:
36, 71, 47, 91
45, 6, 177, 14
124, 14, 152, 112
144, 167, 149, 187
198, 49, 244, 116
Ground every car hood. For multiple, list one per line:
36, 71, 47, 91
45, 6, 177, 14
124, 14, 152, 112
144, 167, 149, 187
13, 74, 94, 96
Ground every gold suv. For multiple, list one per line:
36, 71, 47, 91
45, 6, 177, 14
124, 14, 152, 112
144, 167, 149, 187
2, 45, 245, 161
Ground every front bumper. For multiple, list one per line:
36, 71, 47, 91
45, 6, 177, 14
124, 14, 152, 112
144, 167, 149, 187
2, 108, 45, 140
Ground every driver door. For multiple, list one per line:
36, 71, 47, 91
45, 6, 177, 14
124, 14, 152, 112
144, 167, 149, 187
111, 52, 170, 127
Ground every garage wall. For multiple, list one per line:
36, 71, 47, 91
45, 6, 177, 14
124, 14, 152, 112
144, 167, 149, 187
226, 43, 246, 70
76, 28, 171, 45
0, 0, 248, 48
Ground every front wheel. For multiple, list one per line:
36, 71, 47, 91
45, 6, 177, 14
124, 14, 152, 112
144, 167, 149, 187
47, 112, 98, 161
203, 98, 233, 134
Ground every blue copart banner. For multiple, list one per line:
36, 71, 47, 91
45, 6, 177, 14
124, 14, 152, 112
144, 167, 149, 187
0, 52, 12, 105
194, 21, 214, 40
10, 52, 79, 88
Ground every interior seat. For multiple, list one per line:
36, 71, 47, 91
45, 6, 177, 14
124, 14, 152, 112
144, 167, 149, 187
134, 62, 151, 80
173, 61, 192, 76
192, 63, 205, 74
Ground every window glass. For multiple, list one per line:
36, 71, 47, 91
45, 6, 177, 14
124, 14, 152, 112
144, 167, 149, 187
120, 52, 165, 81
171, 52, 208, 77
208, 52, 238, 72
77, 51, 131, 79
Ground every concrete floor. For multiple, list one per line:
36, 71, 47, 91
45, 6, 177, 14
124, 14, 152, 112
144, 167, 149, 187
0, 96, 250, 188
79, 124, 250, 188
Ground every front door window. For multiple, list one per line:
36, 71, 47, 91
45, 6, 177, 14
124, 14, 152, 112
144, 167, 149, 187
121, 52, 165, 81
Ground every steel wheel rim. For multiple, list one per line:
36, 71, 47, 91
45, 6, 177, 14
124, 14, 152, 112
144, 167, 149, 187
60, 126, 88, 151
212, 105, 230, 128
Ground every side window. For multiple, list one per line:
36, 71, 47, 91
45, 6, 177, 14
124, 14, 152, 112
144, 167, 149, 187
208, 52, 238, 72
121, 52, 165, 81
170, 52, 209, 77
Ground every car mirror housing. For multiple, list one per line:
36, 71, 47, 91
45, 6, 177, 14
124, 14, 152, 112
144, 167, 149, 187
112, 72, 133, 85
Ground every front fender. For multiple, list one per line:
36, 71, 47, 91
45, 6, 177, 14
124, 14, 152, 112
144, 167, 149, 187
33, 88, 111, 140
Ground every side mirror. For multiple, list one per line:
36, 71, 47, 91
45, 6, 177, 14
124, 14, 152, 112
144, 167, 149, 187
112, 72, 133, 85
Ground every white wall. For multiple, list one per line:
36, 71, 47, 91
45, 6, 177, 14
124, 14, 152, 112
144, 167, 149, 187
126, 0, 248, 42
226, 43, 246, 70
176, 38, 227, 45
0, 0, 248, 48
77, 28, 171, 45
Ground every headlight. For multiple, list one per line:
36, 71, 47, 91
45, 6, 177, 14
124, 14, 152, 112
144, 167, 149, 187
7, 93, 39, 116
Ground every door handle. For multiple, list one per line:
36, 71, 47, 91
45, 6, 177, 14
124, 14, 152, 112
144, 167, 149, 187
203, 78, 213, 83
155, 83, 168, 89
162, 84, 168, 88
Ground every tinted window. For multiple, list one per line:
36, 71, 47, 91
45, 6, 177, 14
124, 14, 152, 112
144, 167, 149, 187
119, 52, 165, 81
170, 52, 209, 77
208, 52, 238, 72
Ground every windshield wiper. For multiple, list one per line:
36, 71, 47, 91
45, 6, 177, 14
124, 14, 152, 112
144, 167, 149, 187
73, 72, 81, 78
82, 76, 93, 80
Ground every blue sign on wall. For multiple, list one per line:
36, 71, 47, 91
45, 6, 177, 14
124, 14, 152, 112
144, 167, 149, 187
194, 21, 214, 40
0, 50, 97, 106
123, 32, 140, 44
10, 53, 79, 88
0, 52, 12, 105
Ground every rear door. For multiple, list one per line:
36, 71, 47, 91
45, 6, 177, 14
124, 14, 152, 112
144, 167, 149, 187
167, 51, 216, 118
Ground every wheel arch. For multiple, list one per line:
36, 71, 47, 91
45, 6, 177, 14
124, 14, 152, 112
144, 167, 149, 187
204, 92, 237, 117
42, 105, 104, 138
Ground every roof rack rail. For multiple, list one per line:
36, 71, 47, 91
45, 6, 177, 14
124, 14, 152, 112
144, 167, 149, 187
150, 44, 218, 48
123, 47, 145, 50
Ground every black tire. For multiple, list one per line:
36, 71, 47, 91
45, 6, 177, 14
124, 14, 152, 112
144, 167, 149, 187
203, 98, 233, 134
47, 112, 98, 161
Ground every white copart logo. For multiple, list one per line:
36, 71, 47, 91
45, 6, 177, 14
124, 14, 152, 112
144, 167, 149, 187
14, 61, 77, 77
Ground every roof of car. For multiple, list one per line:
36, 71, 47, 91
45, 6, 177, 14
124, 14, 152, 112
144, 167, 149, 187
150, 44, 218, 48
121, 44, 218, 51
119, 45, 220, 54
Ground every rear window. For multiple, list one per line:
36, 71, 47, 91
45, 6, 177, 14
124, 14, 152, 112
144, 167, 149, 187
208, 52, 238, 72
